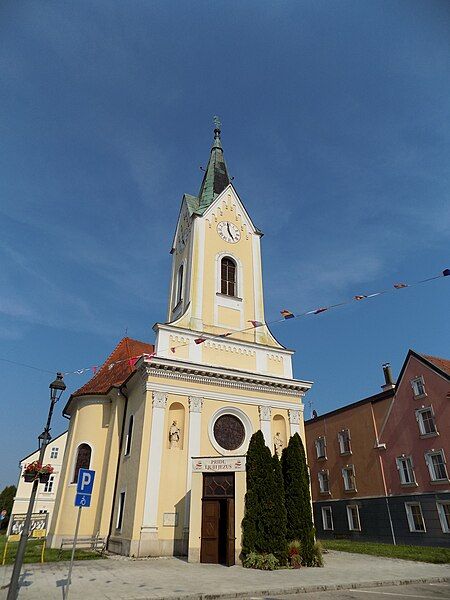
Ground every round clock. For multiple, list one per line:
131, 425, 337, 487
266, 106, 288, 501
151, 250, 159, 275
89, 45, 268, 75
217, 221, 241, 243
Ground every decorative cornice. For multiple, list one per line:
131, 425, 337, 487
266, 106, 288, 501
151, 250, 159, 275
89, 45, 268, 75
147, 366, 303, 397
204, 340, 255, 356
188, 396, 203, 413
259, 405, 272, 422
143, 359, 310, 398
152, 391, 167, 409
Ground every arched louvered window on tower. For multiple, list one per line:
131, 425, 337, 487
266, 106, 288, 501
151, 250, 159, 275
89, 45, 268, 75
176, 264, 184, 305
221, 257, 237, 297
71, 443, 92, 483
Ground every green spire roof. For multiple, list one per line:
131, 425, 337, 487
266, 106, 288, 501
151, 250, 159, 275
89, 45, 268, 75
186, 121, 230, 216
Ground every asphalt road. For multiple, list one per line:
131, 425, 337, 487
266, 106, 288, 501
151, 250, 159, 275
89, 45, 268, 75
261, 582, 450, 600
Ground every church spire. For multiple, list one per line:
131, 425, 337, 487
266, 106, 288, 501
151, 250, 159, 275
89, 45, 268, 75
196, 117, 230, 213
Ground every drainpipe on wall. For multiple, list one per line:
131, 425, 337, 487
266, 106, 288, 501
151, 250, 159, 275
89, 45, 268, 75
370, 401, 396, 546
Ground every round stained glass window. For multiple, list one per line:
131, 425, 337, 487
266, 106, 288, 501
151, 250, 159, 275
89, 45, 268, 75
213, 414, 245, 451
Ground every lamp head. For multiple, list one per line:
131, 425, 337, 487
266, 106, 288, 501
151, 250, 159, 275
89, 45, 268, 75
49, 372, 66, 402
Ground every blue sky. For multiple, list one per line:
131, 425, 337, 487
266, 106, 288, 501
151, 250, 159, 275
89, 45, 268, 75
1, 1, 449, 488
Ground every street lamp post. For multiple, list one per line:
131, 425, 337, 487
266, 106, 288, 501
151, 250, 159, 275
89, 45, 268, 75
7, 373, 66, 600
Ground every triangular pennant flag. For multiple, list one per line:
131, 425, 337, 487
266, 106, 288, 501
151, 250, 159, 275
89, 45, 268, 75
194, 337, 206, 345
248, 320, 263, 328
170, 347, 176, 354
394, 283, 408, 289
75, 369, 84, 375
143, 352, 156, 360
219, 332, 233, 338
91, 366, 98, 374
443, 268, 450, 276
280, 309, 295, 319
129, 357, 138, 367
108, 363, 114, 371
354, 295, 367, 301
314, 307, 328, 314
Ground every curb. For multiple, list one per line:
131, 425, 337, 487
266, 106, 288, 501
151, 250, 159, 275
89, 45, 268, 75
141, 576, 450, 600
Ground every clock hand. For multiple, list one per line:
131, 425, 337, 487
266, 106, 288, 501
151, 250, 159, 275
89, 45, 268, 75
227, 223, 234, 241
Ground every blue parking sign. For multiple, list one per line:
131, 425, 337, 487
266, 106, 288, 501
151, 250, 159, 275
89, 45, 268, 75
76, 469, 95, 495
75, 493, 92, 508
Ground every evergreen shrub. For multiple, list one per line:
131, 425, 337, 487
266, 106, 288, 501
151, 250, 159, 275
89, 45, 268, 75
241, 431, 287, 565
282, 433, 318, 567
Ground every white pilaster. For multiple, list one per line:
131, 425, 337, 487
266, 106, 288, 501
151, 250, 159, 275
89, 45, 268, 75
142, 392, 167, 531
259, 405, 272, 448
184, 396, 203, 529
288, 409, 301, 437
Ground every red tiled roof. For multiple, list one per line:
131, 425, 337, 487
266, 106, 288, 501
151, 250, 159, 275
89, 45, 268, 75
422, 353, 450, 376
72, 337, 154, 397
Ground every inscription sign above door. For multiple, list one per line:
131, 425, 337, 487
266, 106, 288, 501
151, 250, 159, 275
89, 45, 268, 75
192, 456, 246, 472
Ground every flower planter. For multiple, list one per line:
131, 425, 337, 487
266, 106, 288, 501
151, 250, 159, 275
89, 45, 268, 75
24, 472, 37, 483
39, 473, 51, 483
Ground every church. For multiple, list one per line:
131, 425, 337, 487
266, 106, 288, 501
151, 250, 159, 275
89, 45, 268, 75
48, 124, 313, 565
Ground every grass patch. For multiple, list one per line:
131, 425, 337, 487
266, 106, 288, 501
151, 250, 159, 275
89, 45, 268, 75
320, 539, 450, 564
0, 536, 104, 565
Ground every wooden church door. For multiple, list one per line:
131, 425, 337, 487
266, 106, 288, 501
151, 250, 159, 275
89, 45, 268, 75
200, 473, 235, 566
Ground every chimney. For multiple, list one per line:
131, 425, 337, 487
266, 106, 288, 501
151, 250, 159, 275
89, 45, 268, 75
381, 362, 395, 390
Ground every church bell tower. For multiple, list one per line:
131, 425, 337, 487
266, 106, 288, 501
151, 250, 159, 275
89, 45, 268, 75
154, 120, 293, 378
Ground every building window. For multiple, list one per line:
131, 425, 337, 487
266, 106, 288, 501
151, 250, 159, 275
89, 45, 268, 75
416, 407, 437, 436
71, 443, 92, 484
425, 450, 448, 482
411, 376, 426, 398
315, 436, 326, 459
176, 264, 184, 305
396, 455, 416, 485
405, 502, 426, 532
338, 429, 352, 454
318, 470, 330, 493
321, 506, 333, 531
39, 509, 48, 514
50, 447, 59, 459
43, 475, 55, 493
342, 465, 356, 491
116, 491, 126, 531
436, 501, 450, 533
221, 257, 236, 297
124, 415, 134, 456
347, 505, 361, 531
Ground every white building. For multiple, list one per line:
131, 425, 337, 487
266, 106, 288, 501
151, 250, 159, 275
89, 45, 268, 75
12, 431, 68, 526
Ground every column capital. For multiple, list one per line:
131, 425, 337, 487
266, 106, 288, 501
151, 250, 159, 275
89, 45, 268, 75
188, 396, 203, 413
259, 405, 272, 422
288, 409, 300, 425
152, 391, 167, 409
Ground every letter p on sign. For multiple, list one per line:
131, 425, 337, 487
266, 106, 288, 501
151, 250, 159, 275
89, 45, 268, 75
76, 468, 95, 495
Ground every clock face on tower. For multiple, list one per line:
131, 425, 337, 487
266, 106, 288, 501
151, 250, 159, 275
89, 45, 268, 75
217, 221, 241, 244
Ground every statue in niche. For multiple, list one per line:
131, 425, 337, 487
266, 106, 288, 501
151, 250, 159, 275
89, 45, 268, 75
274, 432, 283, 458
169, 420, 181, 448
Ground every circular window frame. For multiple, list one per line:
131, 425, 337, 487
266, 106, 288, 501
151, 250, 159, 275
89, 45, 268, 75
208, 407, 253, 456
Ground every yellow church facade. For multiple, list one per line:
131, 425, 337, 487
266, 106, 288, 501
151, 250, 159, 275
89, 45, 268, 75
48, 125, 312, 565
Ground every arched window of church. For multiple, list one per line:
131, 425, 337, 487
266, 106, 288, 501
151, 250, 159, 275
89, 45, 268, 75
176, 264, 184, 305
221, 257, 236, 297
71, 443, 92, 483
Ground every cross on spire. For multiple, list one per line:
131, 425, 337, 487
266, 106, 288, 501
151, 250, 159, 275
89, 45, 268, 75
213, 115, 221, 130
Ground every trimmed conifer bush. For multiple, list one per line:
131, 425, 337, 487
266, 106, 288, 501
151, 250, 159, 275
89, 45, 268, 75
242, 431, 287, 565
281, 432, 316, 566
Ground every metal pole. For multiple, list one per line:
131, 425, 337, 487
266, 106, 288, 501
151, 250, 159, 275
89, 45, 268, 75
65, 506, 82, 598
7, 399, 56, 600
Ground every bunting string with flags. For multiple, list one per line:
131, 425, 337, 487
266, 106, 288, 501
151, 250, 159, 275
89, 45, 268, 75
0, 268, 448, 377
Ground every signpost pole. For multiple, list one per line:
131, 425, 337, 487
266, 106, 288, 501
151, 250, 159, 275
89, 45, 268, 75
65, 468, 95, 599
65, 506, 82, 598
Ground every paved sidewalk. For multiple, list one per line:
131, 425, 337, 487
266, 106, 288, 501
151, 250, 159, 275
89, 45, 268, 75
0, 551, 449, 600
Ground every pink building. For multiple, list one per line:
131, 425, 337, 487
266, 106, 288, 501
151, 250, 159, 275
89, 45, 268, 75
306, 350, 450, 546
378, 351, 450, 545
